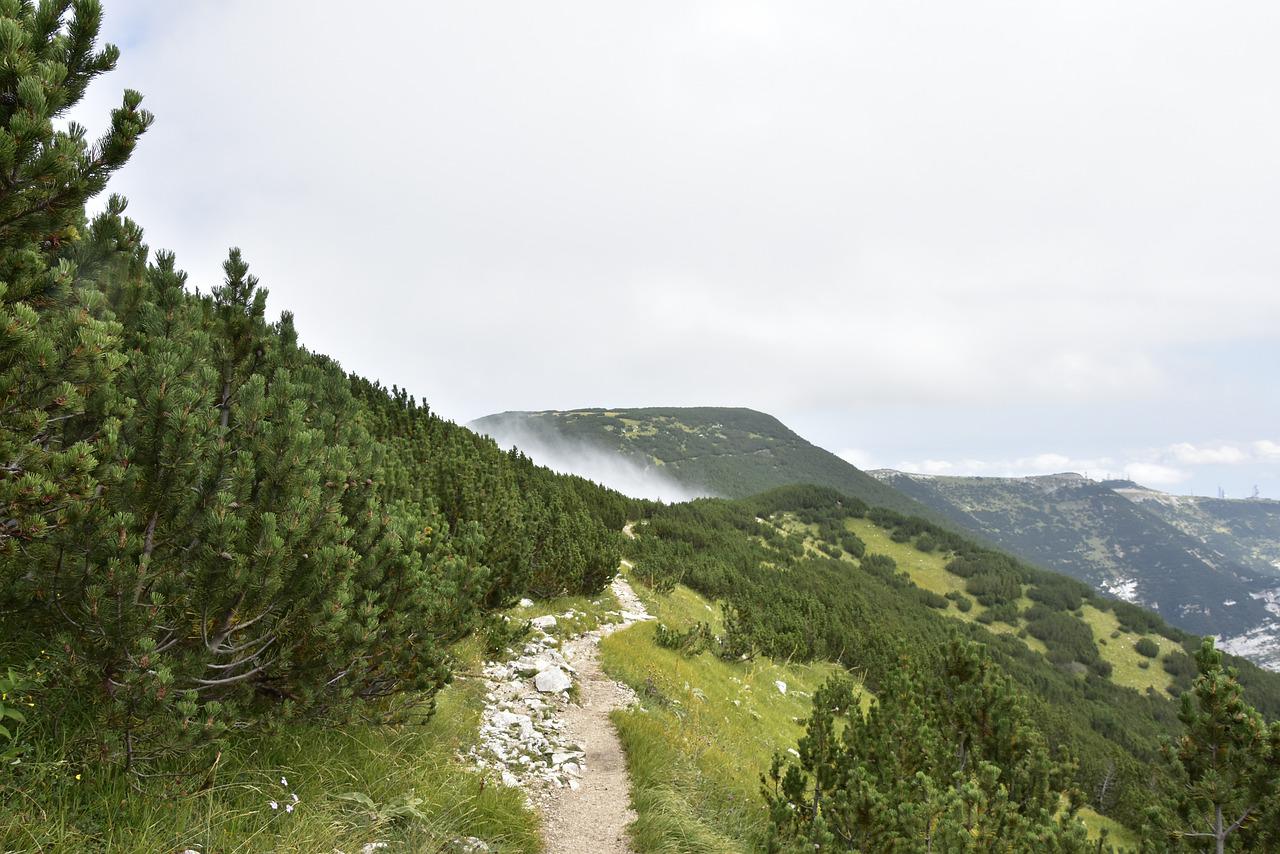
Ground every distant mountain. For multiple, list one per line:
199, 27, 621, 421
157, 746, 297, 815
870, 470, 1280, 668
470, 407, 939, 519
1113, 484, 1280, 577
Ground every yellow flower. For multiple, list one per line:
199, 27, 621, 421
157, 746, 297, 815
75, 773, 82, 781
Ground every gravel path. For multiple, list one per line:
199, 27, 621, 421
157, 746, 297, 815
538, 574, 649, 853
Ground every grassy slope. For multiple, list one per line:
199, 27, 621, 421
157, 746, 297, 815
0, 639, 540, 854
601, 573, 850, 852
837, 516, 1174, 696
872, 472, 1274, 638
603, 568, 1139, 852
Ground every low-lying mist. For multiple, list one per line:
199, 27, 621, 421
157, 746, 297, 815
471, 415, 711, 504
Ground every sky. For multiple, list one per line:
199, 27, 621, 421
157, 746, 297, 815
71, 2, 1280, 499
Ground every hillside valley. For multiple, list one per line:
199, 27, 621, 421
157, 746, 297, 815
474, 408, 1280, 672
871, 470, 1280, 671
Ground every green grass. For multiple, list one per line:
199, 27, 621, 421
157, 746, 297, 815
837, 518, 1045, 652
1081, 605, 1174, 695
0, 639, 540, 853
606, 571, 1141, 851
839, 518, 1187, 688
601, 575, 852, 852
1077, 805, 1140, 852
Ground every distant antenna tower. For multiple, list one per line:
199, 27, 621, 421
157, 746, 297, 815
1218, 486, 1225, 499
1252, 485, 1261, 499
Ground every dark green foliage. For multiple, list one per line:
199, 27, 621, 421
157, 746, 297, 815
1112, 600, 1180, 641
914, 531, 937, 553
1024, 605, 1100, 667
0, 0, 150, 562
0, 2, 630, 767
1028, 575, 1090, 612
1142, 640, 1280, 852
986, 601, 1020, 626
914, 588, 950, 609
764, 639, 1092, 852
1134, 638, 1159, 659
1161, 651, 1196, 688
654, 621, 715, 656
839, 533, 865, 558
481, 614, 532, 658
965, 570, 1022, 606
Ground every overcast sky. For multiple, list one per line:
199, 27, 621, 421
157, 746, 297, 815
75, 2, 1280, 498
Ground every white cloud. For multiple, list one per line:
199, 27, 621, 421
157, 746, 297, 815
1124, 462, 1191, 486
1254, 440, 1280, 461
1169, 442, 1249, 465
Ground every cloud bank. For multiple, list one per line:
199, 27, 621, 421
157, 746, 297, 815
472, 417, 710, 504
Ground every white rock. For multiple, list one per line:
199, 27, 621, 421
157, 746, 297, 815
492, 710, 530, 729
530, 615, 557, 630
534, 666, 573, 693
562, 761, 582, 777
775, 680, 788, 695
518, 598, 535, 608
501, 769, 520, 787
361, 845, 389, 854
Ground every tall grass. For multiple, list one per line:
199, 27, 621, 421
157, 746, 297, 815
0, 641, 540, 853
601, 576, 848, 852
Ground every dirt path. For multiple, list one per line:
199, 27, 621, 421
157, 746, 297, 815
537, 574, 649, 853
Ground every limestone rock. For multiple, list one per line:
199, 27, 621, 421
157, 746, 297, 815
535, 666, 572, 693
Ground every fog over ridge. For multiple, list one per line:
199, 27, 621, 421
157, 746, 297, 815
471, 414, 712, 504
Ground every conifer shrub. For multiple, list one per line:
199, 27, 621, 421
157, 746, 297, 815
840, 533, 866, 558
1134, 637, 1159, 659
765, 639, 1094, 851
965, 570, 1022, 606
913, 588, 949, 609
0, 2, 625, 764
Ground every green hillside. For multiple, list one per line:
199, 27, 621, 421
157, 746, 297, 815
871, 471, 1280, 651
616, 485, 1280, 850
471, 407, 934, 516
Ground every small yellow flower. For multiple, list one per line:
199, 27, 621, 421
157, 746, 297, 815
75, 773, 82, 781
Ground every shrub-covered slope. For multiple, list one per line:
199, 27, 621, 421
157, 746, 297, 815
620, 485, 1280, 847
871, 471, 1280, 661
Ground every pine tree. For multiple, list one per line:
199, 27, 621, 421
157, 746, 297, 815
765, 638, 1095, 852
1144, 639, 1280, 853
0, 0, 149, 561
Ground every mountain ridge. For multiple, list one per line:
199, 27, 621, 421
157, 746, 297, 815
472, 407, 1280, 671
